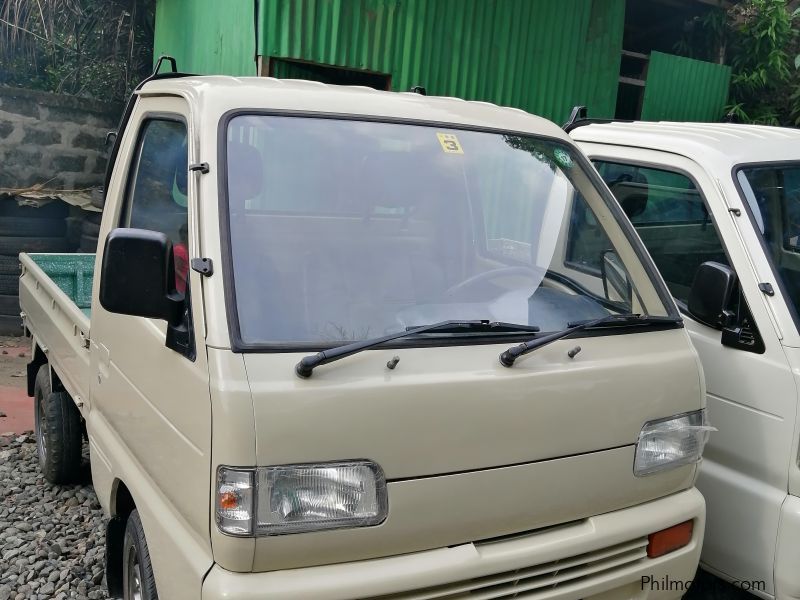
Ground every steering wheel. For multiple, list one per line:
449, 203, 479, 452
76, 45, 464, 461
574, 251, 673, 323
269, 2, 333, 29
444, 265, 542, 297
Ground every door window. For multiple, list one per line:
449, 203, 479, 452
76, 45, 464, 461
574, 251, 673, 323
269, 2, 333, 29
737, 163, 800, 324
592, 161, 727, 304
122, 118, 189, 294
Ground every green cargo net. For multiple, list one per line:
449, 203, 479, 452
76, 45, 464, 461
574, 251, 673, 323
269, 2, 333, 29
29, 254, 94, 317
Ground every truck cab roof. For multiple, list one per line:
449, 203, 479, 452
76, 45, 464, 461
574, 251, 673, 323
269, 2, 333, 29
571, 121, 800, 168
138, 75, 570, 140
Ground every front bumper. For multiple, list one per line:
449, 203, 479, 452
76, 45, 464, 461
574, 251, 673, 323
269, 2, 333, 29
202, 487, 705, 600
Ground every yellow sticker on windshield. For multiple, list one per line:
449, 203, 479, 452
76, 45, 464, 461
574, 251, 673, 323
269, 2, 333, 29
437, 132, 464, 154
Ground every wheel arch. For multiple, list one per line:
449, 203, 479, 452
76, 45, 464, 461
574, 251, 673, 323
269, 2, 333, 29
26, 340, 48, 397
106, 479, 137, 597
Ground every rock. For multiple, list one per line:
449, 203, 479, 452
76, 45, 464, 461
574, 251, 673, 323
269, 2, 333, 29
0, 436, 108, 598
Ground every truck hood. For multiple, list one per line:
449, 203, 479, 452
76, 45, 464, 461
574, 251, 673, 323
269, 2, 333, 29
220, 328, 702, 572
243, 328, 701, 479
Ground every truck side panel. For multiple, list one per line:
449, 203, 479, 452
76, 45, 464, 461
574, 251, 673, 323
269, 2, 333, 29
20, 252, 92, 411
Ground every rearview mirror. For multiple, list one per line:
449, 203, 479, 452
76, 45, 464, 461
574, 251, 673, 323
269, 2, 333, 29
687, 261, 737, 328
99, 228, 183, 324
601, 249, 631, 304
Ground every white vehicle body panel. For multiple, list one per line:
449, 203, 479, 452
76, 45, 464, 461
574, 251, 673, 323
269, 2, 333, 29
575, 122, 800, 599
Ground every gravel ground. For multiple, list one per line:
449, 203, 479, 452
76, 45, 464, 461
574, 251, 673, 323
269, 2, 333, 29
0, 433, 107, 600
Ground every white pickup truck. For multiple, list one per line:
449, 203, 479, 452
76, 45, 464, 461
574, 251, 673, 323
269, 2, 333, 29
571, 119, 800, 599
20, 68, 709, 600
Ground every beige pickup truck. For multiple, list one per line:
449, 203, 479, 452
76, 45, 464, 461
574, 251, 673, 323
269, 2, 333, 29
20, 67, 709, 600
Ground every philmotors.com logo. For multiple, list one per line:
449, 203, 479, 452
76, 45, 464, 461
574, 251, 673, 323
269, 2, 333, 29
641, 575, 766, 593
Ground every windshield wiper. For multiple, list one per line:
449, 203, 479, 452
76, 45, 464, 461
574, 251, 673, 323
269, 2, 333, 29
499, 313, 680, 368
295, 320, 541, 378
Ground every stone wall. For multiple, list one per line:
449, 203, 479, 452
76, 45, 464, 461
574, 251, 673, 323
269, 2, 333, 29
0, 86, 122, 191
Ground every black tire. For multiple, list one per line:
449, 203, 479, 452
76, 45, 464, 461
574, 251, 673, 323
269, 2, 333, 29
0, 255, 21, 275
0, 276, 19, 295
82, 219, 101, 236
123, 510, 159, 600
0, 236, 72, 254
0, 200, 69, 219
79, 233, 98, 252
0, 295, 19, 315
85, 210, 103, 224
33, 366, 82, 484
0, 216, 66, 238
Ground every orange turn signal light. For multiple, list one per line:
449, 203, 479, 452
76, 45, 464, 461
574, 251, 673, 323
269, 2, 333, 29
647, 520, 693, 558
219, 491, 240, 511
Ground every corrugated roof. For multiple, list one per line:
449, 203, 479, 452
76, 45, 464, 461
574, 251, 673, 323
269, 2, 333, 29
257, 0, 626, 124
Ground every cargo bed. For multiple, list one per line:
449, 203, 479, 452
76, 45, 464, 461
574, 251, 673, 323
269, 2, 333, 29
19, 253, 93, 413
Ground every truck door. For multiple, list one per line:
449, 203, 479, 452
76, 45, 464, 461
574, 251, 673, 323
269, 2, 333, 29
88, 96, 212, 598
587, 148, 795, 595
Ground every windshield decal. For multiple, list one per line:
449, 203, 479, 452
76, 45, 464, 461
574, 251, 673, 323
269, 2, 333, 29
436, 132, 464, 154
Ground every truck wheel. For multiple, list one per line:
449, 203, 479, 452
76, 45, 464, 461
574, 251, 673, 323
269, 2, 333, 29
123, 510, 159, 600
33, 366, 82, 484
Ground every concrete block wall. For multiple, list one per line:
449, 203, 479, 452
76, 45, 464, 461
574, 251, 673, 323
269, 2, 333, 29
0, 86, 122, 190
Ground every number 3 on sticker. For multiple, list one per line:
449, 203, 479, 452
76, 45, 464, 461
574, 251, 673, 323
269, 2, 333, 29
437, 132, 464, 154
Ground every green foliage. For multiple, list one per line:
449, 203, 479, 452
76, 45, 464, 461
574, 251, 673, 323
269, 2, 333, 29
730, 0, 800, 125
0, 0, 154, 103
675, 0, 800, 126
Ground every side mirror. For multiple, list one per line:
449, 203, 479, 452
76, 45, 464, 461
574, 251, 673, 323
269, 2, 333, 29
687, 261, 737, 328
601, 249, 632, 304
99, 228, 182, 324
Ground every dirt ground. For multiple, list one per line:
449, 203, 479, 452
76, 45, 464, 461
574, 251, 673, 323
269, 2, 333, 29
0, 335, 33, 435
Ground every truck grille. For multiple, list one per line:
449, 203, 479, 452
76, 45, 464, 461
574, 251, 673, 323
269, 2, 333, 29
371, 537, 649, 599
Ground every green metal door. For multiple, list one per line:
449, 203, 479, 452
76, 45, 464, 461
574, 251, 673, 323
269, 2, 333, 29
641, 51, 731, 122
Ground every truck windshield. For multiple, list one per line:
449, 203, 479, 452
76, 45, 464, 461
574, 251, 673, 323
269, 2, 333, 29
737, 163, 800, 322
223, 115, 671, 347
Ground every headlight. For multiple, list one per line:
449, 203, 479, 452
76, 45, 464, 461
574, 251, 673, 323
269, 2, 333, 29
216, 461, 388, 536
634, 410, 714, 477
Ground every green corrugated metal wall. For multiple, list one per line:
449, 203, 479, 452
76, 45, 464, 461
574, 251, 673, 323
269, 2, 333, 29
641, 51, 731, 121
259, 0, 625, 123
153, 0, 257, 76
